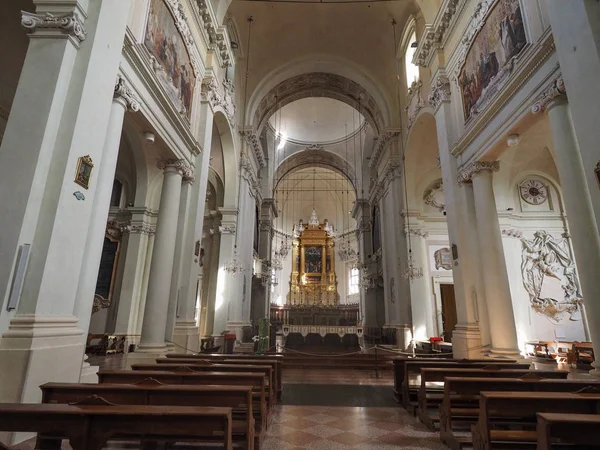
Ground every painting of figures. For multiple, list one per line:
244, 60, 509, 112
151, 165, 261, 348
144, 0, 195, 119
459, 0, 527, 120
305, 247, 322, 273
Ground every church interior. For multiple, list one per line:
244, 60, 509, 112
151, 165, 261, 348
1, 0, 600, 448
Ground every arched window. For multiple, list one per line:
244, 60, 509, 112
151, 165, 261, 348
404, 30, 419, 87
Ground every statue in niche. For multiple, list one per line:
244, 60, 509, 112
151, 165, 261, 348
324, 219, 335, 237
520, 230, 582, 323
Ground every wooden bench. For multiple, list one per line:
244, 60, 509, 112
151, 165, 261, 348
537, 412, 600, 450
471, 391, 600, 450
401, 360, 528, 411
133, 362, 275, 409
98, 369, 268, 431
417, 368, 569, 428
40, 381, 255, 450
439, 378, 600, 450
166, 353, 284, 401
392, 357, 501, 402
0, 401, 232, 450
158, 357, 282, 403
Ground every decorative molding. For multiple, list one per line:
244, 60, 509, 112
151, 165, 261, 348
193, 0, 233, 67
369, 130, 401, 169
200, 76, 236, 125
457, 160, 499, 184
405, 80, 427, 130
218, 224, 237, 234
92, 294, 111, 314
157, 159, 194, 180
531, 75, 566, 114
114, 76, 140, 112
240, 153, 261, 201
306, 143, 324, 151
405, 228, 430, 239
415, 0, 466, 67
370, 156, 403, 204
105, 220, 124, 242
428, 75, 451, 111
240, 127, 266, 169
21, 11, 87, 44
355, 218, 373, 240
501, 228, 523, 239
423, 179, 445, 212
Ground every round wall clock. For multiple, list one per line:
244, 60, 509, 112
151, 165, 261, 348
519, 179, 548, 205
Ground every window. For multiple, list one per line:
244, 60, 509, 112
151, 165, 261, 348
349, 267, 359, 295
405, 31, 419, 87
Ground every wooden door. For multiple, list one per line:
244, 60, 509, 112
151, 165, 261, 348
440, 283, 458, 342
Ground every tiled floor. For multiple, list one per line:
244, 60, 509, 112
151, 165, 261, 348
261, 405, 449, 450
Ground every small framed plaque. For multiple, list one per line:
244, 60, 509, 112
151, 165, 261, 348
75, 155, 94, 189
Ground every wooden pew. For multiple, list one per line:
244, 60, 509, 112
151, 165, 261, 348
98, 370, 268, 431
392, 357, 516, 403
471, 391, 600, 450
439, 378, 600, 450
133, 362, 275, 409
537, 412, 600, 450
417, 368, 569, 428
158, 357, 282, 403
40, 381, 255, 450
401, 360, 528, 411
0, 402, 232, 450
166, 353, 284, 401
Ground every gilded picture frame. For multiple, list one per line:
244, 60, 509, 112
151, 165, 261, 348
75, 155, 94, 190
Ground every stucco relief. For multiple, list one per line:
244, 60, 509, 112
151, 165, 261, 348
423, 179, 445, 212
405, 80, 427, 130
520, 230, 582, 323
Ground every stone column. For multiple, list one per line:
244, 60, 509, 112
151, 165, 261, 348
253, 198, 276, 324
353, 200, 376, 327
460, 161, 520, 357
429, 73, 484, 358
73, 76, 139, 381
545, 0, 600, 230
172, 100, 215, 353
0, 1, 131, 429
532, 78, 600, 376
137, 159, 190, 352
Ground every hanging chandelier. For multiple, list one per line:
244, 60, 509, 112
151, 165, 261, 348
224, 245, 246, 276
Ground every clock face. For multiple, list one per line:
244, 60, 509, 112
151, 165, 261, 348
520, 180, 548, 205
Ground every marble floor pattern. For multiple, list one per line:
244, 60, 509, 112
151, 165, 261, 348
261, 405, 449, 450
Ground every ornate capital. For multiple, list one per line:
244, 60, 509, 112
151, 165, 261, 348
157, 159, 193, 179
405, 228, 430, 239
114, 77, 140, 112
21, 11, 87, 44
457, 160, 499, 184
123, 222, 156, 236
428, 75, 451, 111
369, 129, 401, 169
531, 76, 566, 114
218, 224, 237, 234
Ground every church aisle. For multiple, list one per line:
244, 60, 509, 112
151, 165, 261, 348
261, 405, 449, 450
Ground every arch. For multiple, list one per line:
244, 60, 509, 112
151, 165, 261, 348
273, 149, 357, 195
208, 168, 225, 209
122, 120, 150, 207
253, 72, 386, 138
213, 110, 238, 206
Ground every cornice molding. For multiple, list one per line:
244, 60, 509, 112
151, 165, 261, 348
531, 75, 566, 114
369, 129, 401, 169
114, 76, 140, 112
457, 160, 499, 184
240, 126, 266, 169
415, 0, 467, 68
21, 11, 87, 46
193, 0, 233, 67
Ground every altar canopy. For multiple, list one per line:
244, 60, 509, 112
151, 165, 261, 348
288, 210, 339, 308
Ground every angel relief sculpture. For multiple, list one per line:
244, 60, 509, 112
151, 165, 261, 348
520, 230, 582, 323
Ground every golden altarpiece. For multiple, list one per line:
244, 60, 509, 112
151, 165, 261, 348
283, 210, 346, 325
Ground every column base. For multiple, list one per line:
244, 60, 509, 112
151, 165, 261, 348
79, 354, 99, 383
391, 324, 413, 351
172, 320, 201, 354
486, 346, 524, 360
452, 324, 484, 359
0, 315, 85, 447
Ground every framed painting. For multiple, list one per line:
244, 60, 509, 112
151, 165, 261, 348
458, 0, 527, 121
75, 155, 94, 190
305, 246, 322, 273
144, 0, 196, 119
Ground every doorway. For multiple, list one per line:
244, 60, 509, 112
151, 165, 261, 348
439, 283, 457, 342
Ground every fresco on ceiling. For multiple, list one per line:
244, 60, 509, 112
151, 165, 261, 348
459, 0, 527, 121
144, 0, 195, 119
521, 231, 583, 323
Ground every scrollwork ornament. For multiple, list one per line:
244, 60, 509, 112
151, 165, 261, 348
114, 77, 140, 112
457, 160, 499, 184
531, 76, 566, 114
428, 75, 451, 111
21, 11, 87, 43
157, 159, 193, 178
